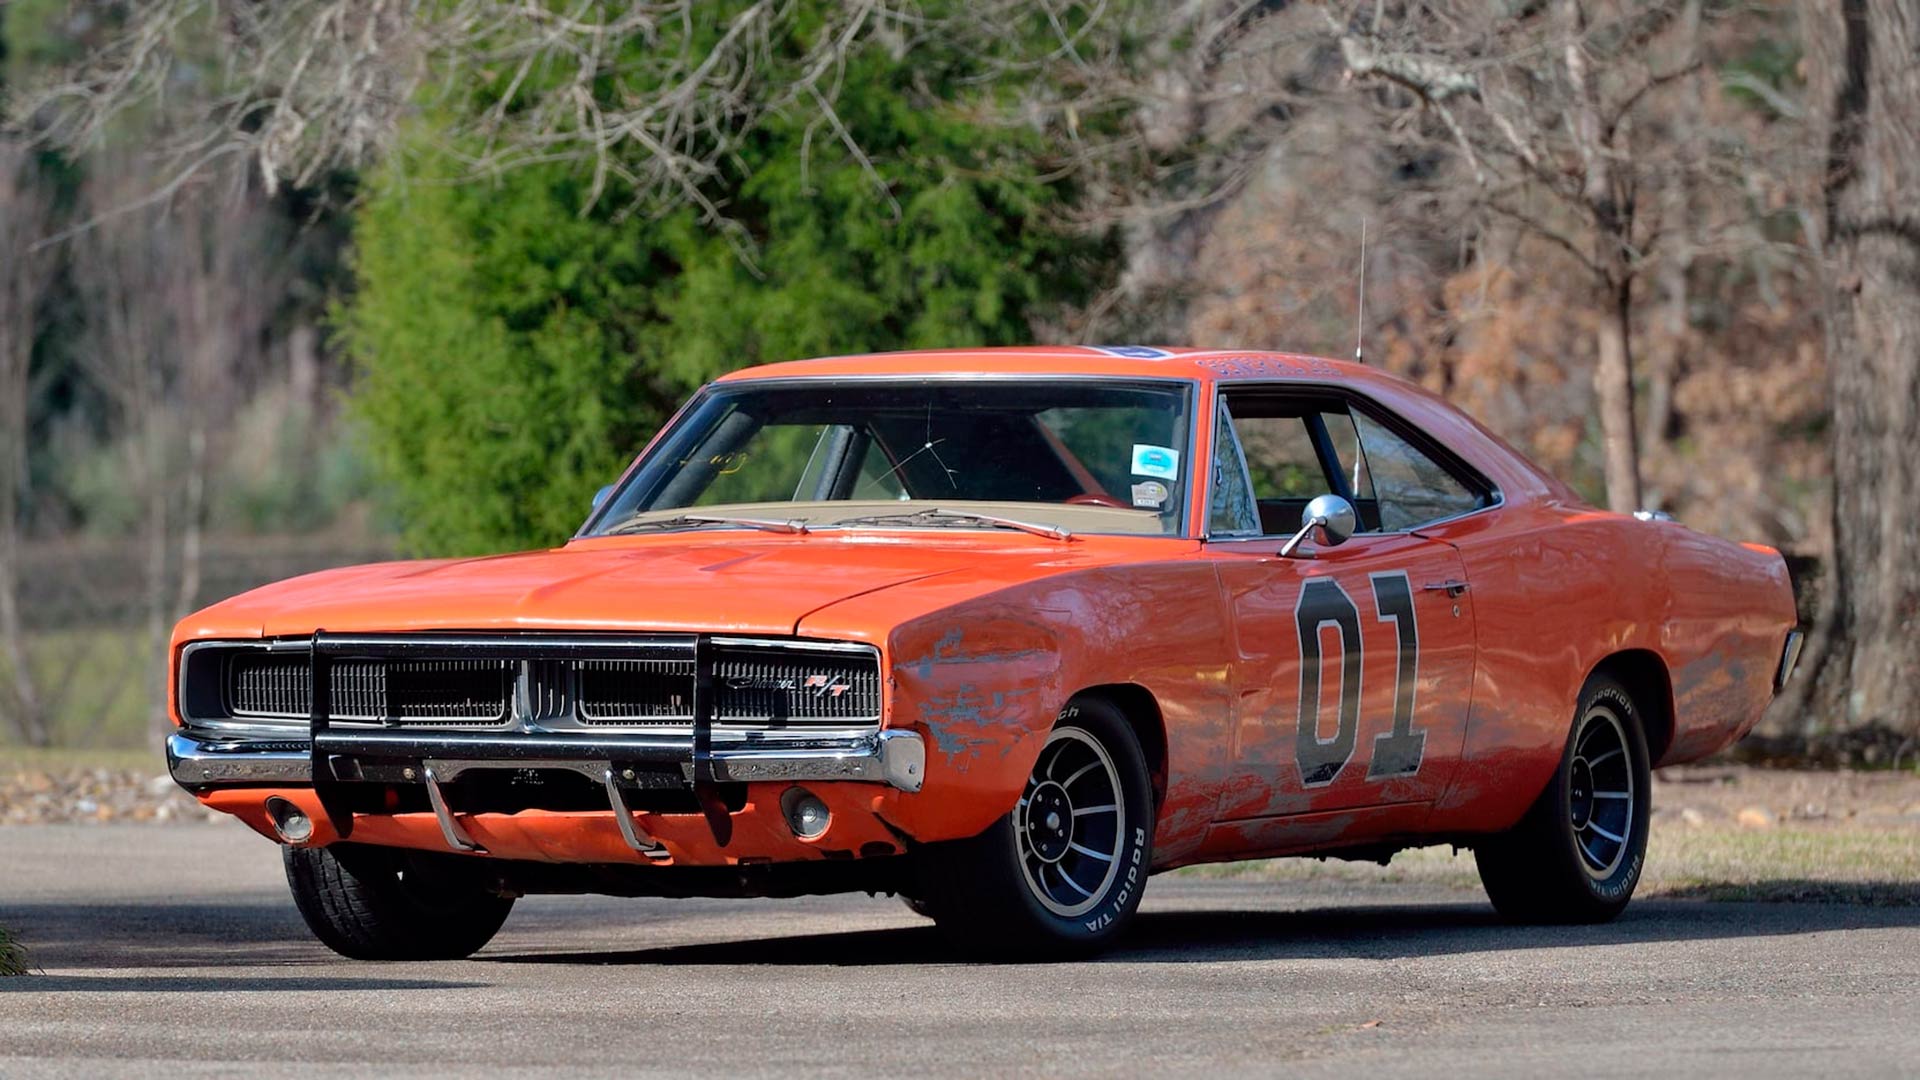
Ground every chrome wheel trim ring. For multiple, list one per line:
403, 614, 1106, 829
1569, 702, 1635, 881
1015, 726, 1125, 919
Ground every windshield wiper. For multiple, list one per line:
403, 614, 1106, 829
603, 513, 811, 536
834, 507, 1074, 542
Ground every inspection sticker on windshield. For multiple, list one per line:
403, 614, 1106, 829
1131, 444, 1180, 480
1131, 480, 1170, 509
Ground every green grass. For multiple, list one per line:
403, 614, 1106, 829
1174, 825, 1920, 905
0, 627, 155, 752
0, 927, 28, 977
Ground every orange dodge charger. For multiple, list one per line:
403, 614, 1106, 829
167, 347, 1802, 959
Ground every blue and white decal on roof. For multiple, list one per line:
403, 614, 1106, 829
1088, 345, 1175, 359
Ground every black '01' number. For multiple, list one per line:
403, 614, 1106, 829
1293, 571, 1425, 787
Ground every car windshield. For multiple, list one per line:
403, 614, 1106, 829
584, 380, 1193, 538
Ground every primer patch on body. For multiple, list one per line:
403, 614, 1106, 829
1131, 444, 1180, 480
1130, 480, 1170, 509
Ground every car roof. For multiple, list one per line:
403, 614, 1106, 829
712, 345, 1571, 510
716, 346, 1393, 388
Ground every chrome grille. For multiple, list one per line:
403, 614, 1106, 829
385, 660, 513, 723
576, 658, 696, 724
226, 654, 511, 724
227, 654, 311, 719
712, 648, 882, 724
186, 637, 880, 732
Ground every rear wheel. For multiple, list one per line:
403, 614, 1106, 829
284, 843, 514, 960
1475, 675, 1652, 923
915, 698, 1155, 959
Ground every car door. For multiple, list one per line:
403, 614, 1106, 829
1206, 386, 1485, 822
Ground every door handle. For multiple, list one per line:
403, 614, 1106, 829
1422, 580, 1470, 598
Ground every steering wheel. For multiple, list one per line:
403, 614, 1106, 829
1066, 493, 1133, 509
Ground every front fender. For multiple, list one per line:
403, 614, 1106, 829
880, 612, 1065, 842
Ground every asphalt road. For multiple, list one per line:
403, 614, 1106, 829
1, 825, 1917, 1079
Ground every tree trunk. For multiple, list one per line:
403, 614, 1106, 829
1561, 0, 1645, 514
0, 146, 51, 747
1805, 0, 1920, 734
1594, 284, 1644, 513
0, 354, 50, 748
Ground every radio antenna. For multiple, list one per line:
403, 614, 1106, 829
1354, 217, 1368, 364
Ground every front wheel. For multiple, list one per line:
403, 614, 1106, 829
1475, 674, 1652, 923
284, 843, 515, 960
915, 697, 1155, 959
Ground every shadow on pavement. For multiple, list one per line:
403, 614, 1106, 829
480, 892, 1920, 967
0, 900, 322, 970
1, 974, 483, 993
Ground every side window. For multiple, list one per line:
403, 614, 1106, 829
1233, 413, 1328, 499
1211, 388, 1490, 536
1215, 391, 1345, 536
1316, 410, 1375, 503
1351, 411, 1486, 530
1209, 402, 1260, 536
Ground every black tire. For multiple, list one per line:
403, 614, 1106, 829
915, 697, 1155, 959
283, 843, 515, 960
1475, 674, 1652, 924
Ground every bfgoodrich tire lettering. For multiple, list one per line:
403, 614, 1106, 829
1474, 674, 1653, 924
916, 697, 1155, 959
284, 843, 515, 960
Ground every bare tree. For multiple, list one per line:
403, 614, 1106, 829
1328, 0, 1739, 513
68, 155, 281, 743
1792, 0, 1920, 737
8, 0, 1066, 244
0, 142, 55, 747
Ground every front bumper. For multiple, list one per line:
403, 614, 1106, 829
166, 728, 927, 792
169, 727, 926, 861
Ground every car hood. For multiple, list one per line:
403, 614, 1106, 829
179, 533, 1181, 642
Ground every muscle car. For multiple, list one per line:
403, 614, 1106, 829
167, 346, 1802, 959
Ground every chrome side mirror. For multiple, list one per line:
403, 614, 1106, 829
1279, 494, 1358, 559
592, 484, 616, 511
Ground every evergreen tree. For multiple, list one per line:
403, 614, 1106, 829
342, 4, 1111, 555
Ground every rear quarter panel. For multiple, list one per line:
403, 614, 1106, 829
1657, 526, 1797, 762
1423, 504, 1796, 834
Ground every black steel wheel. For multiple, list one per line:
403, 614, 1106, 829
284, 843, 514, 960
915, 697, 1155, 958
1016, 725, 1130, 919
1475, 674, 1652, 923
